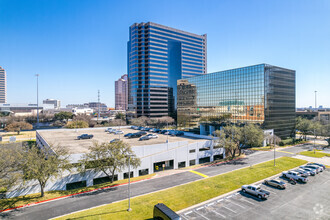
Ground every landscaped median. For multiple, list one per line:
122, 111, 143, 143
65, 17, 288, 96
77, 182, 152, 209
298, 150, 330, 158
0, 173, 156, 212
55, 157, 307, 220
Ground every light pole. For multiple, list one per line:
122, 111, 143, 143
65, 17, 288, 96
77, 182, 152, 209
314, 91, 317, 154
273, 131, 276, 166
127, 154, 133, 212
35, 74, 39, 128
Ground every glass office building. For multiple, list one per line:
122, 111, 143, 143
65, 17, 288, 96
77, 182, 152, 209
177, 64, 296, 138
127, 22, 207, 118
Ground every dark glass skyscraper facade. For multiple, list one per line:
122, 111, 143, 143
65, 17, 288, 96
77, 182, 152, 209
127, 22, 207, 118
177, 64, 295, 138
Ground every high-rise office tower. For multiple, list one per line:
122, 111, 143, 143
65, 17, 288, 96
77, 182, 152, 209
43, 99, 61, 109
0, 67, 6, 103
115, 74, 128, 110
127, 22, 207, 118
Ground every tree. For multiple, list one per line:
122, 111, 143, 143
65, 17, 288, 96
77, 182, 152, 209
130, 116, 149, 127
158, 116, 175, 128
296, 117, 313, 141
65, 120, 89, 128
4, 121, 33, 134
115, 112, 126, 121
214, 124, 264, 157
321, 124, 330, 146
79, 141, 140, 183
54, 111, 73, 122
21, 145, 71, 197
73, 114, 96, 127
0, 145, 23, 192
311, 120, 322, 139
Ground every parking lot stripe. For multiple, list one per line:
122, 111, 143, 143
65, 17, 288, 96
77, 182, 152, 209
194, 210, 211, 220
240, 197, 255, 205
217, 199, 224, 202
189, 170, 209, 178
207, 202, 215, 206
196, 206, 205, 211
211, 209, 227, 219
184, 211, 193, 215
264, 188, 277, 194
222, 205, 237, 213
228, 201, 246, 209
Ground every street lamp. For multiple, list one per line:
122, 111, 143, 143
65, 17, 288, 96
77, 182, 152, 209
314, 91, 317, 154
35, 74, 39, 128
127, 154, 133, 212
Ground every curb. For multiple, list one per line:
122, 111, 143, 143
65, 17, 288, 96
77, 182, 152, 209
0, 176, 153, 213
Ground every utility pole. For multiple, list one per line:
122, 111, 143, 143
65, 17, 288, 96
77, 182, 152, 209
127, 155, 132, 212
314, 91, 317, 154
35, 74, 39, 128
273, 131, 276, 166
98, 90, 100, 122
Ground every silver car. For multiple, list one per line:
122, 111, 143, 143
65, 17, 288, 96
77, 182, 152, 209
264, 179, 286, 189
241, 185, 270, 199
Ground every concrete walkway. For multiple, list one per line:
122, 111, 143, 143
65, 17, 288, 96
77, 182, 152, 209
292, 154, 330, 166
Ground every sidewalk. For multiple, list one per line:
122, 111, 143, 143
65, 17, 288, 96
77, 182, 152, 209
292, 154, 330, 166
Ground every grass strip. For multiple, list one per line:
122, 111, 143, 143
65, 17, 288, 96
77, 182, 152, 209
56, 157, 307, 220
0, 174, 155, 211
299, 150, 330, 158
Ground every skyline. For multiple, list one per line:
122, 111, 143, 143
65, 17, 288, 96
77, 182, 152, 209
0, 0, 329, 107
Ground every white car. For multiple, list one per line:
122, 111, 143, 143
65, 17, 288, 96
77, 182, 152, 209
115, 130, 124, 134
109, 129, 117, 133
147, 134, 158, 139
282, 170, 308, 183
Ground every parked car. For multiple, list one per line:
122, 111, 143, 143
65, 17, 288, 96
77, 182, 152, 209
137, 131, 147, 135
153, 129, 161, 133
241, 184, 270, 199
160, 130, 169, 134
263, 179, 286, 189
124, 133, 133, 137
127, 133, 142, 138
137, 126, 143, 130
300, 167, 316, 176
105, 128, 111, 132
139, 135, 151, 141
147, 134, 158, 139
307, 163, 326, 170
114, 130, 124, 134
169, 130, 184, 136
300, 165, 320, 174
110, 138, 120, 143
109, 129, 117, 133
130, 126, 137, 129
295, 168, 310, 177
282, 170, 308, 183
77, 134, 93, 140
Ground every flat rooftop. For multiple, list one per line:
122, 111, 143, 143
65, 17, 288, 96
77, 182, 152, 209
37, 127, 208, 154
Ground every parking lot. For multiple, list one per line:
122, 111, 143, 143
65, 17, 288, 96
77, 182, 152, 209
180, 169, 330, 220
38, 127, 207, 154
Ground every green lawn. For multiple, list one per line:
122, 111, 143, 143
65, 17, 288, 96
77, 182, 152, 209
299, 150, 330, 158
56, 157, 307, 220
0, 174, 155, 211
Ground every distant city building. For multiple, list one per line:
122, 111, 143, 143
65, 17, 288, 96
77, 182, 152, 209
43, 99, 61, 109
0, 66, 6, 103
177, 64, 296, 138
71, 107, 93, 115
66, 102, 108, 115
0, 103, 52, 116
115, 74, 128, 110
296, 110, 330, 123
127, 22, 207, 118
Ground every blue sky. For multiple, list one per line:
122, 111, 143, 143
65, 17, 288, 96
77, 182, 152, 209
0, 0, 329, 108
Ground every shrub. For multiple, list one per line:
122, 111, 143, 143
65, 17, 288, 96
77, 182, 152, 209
65, 120, 89, 129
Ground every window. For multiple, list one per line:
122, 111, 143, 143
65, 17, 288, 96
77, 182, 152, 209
189, 149, 196, 153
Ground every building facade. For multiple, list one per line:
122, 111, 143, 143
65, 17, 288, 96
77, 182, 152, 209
127, 22, 207, 118
43, 99, 61, 109
177, 64, 296, 138
115, 74, 128, 110
0, 66, 6, 103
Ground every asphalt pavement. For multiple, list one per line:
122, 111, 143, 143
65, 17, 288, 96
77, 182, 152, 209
0, 144, 313, 220
180, 168, 330, 220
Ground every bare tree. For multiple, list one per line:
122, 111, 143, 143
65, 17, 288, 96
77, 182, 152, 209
4, 121, 33, 134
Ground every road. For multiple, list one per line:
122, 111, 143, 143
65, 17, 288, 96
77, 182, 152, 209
0, 144, 312, 220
